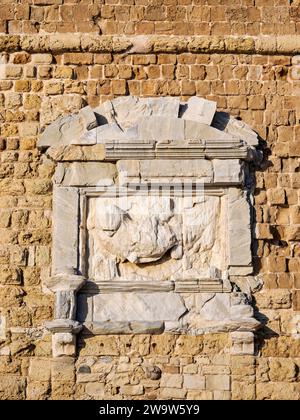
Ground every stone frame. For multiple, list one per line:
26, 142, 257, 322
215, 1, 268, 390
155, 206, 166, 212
39, 96, 262, 357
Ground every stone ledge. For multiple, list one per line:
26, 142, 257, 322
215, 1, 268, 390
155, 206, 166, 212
0, 34, 299, 55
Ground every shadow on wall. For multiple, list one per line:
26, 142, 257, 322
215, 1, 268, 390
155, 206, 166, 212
246, 123, 280, 353
214, 111, 280, 353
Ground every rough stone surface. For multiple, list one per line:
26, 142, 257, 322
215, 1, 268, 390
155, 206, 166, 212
0, 5, 299, 400
38, 106, 97, 149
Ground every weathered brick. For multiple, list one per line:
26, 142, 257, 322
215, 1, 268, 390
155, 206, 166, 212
183, 374, 205, 390
64, 53, 93, 65
206, 375, 230, 391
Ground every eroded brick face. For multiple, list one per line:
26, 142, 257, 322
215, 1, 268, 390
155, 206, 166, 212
0, 0, 300, 401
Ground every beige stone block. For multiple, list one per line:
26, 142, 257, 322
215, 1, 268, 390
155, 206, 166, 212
269, 359, 297, 382
44, 81, 64, 95
0, 377, 26, 400
267, 188, 286, 205
29, 358, 51, 382
26, 381, 51, 401
159, 387, 187, 399
183, 374, 205, 390
256, 383, 299, 401
79, 336, 119, 357
32, 54, 53, 64
187, 390, 213, 400
202, 365, 230, 375
256, 223, 273, 240
5, 93, 22, 109
120, 385, 144, 396
5, 65, 23, 79
183, 364, 198, 374
51, 357, 75, 382
85, 382, 105, 399
206, 375, 230, 391
232, 383, 255, 400
255, 290, 291, 310
160, 374, 183, 389
51, 381, 75, 400
214, 390, 231, 400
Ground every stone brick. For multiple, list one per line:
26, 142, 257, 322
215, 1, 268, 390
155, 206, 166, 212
51, 382, 75, 400
111, 79, 127, 95
24, 94, 41, 110
256, 223, 273, 240
79, 336, 119, 356
206, 375, 230, 391
191, 65, 206, 80
255, 290, 291, 309
256, 383, 300, 400
159, 388, 187, 399
120, 385, 144, 396
5, 93, 22, 109
0, 377, 26, 400
14, 80, 31, 92
53, 66, 73, 79
214, 390, 231, 400
286, 226, 300, 241
248, 95, 266, 110
44, 81, 64, 95
160, 374, 183, 389
181, 80, 196, 95
289, 142, 300, 157
64, 53, 93, 65
183, 374, 205, 390
187, 390, 213, 400
85, 382, 105, 398
29, 358, 51, 382
227, 95, 247, 110
51, 358, 75, 382
293, 291, 300, 311
267, 188, 286, 205
232, 383, 255, 400
0, 268, 21, 285
26, 382, 51, 400
269, 359, 297, 382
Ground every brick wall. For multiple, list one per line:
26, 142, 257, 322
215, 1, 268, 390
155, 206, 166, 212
0, 0, 300, 400
0, 0, 300, 36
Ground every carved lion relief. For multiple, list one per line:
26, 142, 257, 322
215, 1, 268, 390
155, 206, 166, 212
87, 195, 226, 283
